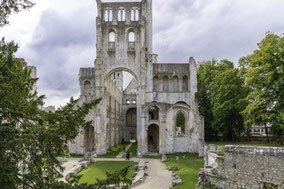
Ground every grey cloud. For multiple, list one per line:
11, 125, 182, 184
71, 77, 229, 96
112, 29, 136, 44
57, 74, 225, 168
31, 10, 95, 51
14, 0, 284, 107
19, 5, 97, 105
153, 0, 284, 64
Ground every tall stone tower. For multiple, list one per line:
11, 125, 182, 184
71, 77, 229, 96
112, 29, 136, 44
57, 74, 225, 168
93, 0, 153, 154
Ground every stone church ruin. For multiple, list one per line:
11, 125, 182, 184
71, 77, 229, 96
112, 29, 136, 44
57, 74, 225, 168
68, 0, 204, 156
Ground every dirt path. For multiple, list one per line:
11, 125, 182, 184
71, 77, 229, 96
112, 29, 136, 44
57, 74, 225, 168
131, 159, 172, 189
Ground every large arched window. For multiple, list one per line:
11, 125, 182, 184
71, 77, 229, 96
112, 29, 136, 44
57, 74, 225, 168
118, 7, 126, 22
176, 111, 185, 136
109, 31, 115, 42
129, 32, 135, 42
131, 7, 139, 21
126, 108, 136, 125
163, 76, 169, 91
104, 8, 113, 22
149, 106, 159, 120
173, 76, 179, 92
182, 75, 188, 91
153, 76, 159, 92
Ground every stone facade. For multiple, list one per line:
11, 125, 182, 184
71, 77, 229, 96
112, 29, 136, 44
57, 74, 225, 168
198, 145, 284, 189
68, 0, 204, 156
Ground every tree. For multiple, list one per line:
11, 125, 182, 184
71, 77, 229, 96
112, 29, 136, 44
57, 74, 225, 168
242, 33, 284, 143
0, 38, 102, 188
0, 0, 35, 26
197, 59, 248, 141
210, 68, 248, 141
197, 59, 218, 140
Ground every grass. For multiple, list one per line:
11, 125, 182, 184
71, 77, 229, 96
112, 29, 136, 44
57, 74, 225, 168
76, 161, 135, 184
163, 153, 204, 189
97, 143, 129, 158
127, 143, 137, 157
122, 143, 138, 158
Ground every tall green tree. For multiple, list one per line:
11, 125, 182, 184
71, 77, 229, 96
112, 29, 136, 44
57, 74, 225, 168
242, 33, 284, 143
197, 59, 218, 140
197, 59, 248, 141
0, 38, 102, 188
210, 68, 249, 141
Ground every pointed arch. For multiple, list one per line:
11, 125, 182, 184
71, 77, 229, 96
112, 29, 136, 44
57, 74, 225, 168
176, 111, 185, 136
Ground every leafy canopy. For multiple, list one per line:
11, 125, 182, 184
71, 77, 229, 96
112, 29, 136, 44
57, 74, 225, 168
0, 38, 103, 188
0, 0, 35, 26
241, 33, 284, 143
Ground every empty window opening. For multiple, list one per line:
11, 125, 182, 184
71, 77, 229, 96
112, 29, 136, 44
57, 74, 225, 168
132, 100, 136, 104
173, 76, 179, 92
118, 8, 126, 22
126, 108, 136, 124
131, 7, 139, 21
122, 9, 126, 21
182, 75, 188, 91
118, 9, 121, 21
135, 9, 139, 21
109, 32, 115, 42
153, 76, 159, 92
126, 100, 130, 105
104, 8, 113, 22
129, 32, 135, 42
163, 76, 169, 91
149, 106, 159, 120
131, 9, 135, 21
176, 111, 185, 136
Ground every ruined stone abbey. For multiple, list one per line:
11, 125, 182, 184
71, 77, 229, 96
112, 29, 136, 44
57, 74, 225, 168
68, 0, 205, 156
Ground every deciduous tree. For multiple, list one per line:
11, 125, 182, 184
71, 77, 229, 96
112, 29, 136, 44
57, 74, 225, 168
242, 33, 284, 143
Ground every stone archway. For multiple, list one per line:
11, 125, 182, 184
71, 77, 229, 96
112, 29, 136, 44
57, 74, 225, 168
148, 124, 159, 153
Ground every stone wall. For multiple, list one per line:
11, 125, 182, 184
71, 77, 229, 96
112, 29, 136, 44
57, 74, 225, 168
198, 145, 284, 189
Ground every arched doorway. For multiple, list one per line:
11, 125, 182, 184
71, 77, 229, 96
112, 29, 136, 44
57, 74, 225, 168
148, 124, 159, 153
104, 68, 139, 147
85, 126, 95, 152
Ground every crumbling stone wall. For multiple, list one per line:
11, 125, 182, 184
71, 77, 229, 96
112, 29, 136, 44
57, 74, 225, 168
198, 146, 284, 189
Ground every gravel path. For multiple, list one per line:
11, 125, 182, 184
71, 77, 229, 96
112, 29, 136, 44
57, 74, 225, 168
131, 159, 172, 189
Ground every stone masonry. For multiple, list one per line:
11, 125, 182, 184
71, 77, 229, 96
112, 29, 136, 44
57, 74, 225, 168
197, 145, 284, 189
68, 0, 204, 156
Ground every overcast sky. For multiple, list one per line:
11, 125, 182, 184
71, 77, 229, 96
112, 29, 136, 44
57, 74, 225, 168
1, 0, 284, 108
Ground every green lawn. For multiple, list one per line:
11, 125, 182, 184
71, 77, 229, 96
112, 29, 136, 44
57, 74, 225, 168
127, 143, 137, 157
163, 153, 204, 189
97, 143, 129, 158
77, 161, 135, 184
122, 143, 138, 158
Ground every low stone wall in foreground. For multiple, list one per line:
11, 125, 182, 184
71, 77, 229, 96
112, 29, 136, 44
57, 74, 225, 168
197, 145, 284, 189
